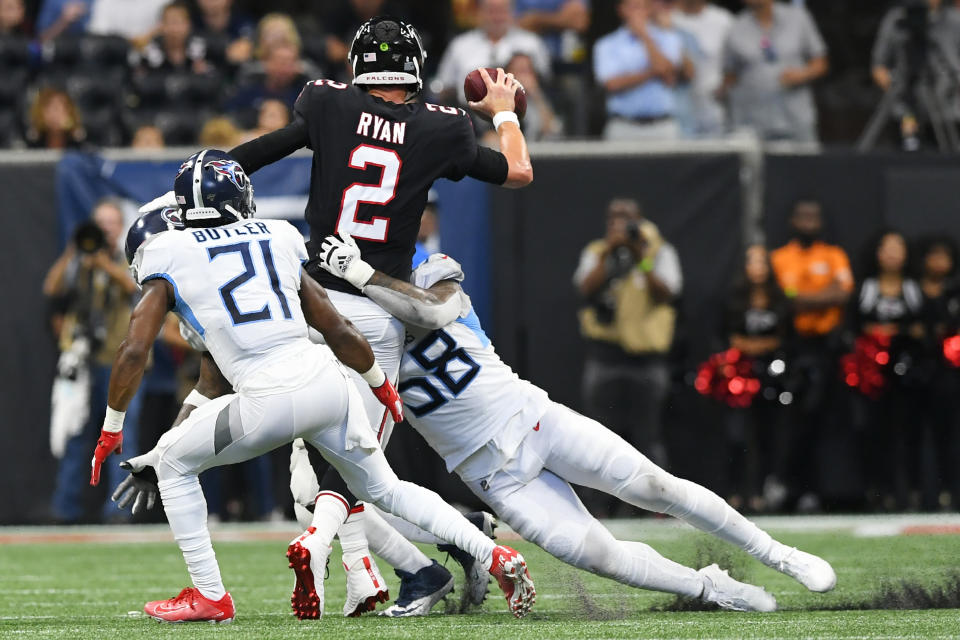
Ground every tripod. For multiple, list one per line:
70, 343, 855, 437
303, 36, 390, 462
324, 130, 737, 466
858, 38, 960, 152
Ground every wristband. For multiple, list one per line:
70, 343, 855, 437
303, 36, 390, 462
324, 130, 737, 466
344, 258, 376, 290
184, 389, 212, 408
492, 111, 520, 132
359, 362, 386, 388
639, 257, 654, 273
103, 407, 126, 433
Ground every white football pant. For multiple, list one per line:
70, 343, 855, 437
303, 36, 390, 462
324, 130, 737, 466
152, 361, 495, 601
453, 401, 787, 598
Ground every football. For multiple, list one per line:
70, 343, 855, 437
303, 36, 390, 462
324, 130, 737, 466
463, 67, 527, 119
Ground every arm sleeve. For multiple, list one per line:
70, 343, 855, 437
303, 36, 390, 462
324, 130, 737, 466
832, 249, 855, 292
652, 243, 683, 297
799, 7, 827, 59
593, 37, 619, 83
445, 115, 486, 182
229, 119, 309, 175
229, 82, 314, 174
465, 146, 510, 185
871, 10, 898, 68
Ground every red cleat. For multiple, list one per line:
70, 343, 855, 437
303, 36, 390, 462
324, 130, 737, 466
286, 527, 331, 620
143, 587, 235, 623
489, 545, 535, 618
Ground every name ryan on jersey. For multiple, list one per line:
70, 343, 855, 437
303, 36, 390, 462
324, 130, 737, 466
356, 112, 407, 145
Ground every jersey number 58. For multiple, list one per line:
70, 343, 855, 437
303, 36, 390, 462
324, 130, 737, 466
336, 144, 402, 243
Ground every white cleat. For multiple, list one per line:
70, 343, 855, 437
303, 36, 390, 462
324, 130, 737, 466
286, 527, 331, 620
771, 547, 837, 593
698, 564, 777, 613
342, 551, 389, 616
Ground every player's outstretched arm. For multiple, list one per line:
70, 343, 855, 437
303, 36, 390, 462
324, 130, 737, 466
90, 279, 172, 485
300, 272, 376, 374
228, 119, 309, 175
317, 234, 463, 329
300, 271, 403, 421
467, 68, 533, 188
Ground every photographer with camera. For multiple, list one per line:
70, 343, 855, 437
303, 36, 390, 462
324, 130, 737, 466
43, 198, 141, 523
573, 198, 682, 471
866, 0, 960, 150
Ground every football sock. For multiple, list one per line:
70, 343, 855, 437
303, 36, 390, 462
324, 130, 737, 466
338, 506, 370, 557
369, 504, 444, 544
158, 475, 226, 601
364, 506, 433, 574
621, 471, 777, 566
310, 492, 350, 547
374, 480, 496, 569
548, 519, 703, 598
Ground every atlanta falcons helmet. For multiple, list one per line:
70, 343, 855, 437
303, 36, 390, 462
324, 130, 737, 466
349, 15, 426, 92
173, 149, 255, 228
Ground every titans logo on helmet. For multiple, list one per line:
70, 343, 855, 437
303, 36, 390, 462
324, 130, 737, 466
176, 159, 192, 177
160, 206, 183, 228
205, 160, 248, 192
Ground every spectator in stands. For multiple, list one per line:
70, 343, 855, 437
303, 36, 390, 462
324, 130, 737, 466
0, 0, 31, 36
722, 0, 828, 143
574, 197, 682, 468
434, 0, 551, 106
193, 0, 255, 65
916, 236, 960, 509
87, 0, 169, 47
723, 244, 792, 512
131, 1, 211, 74
872, 0, 960, 94
593, 0, 692, 141
850, 230, 924, 510
25, 87, 86, 149
36, 0, 90, 40
43, 198, 142, 523
226, 41, 306, 122
514, 0, 590, 65
770, 200, 852, 511
130, 124, 165, 148
241, 98, 290, 141
198, 115, 242, 146
506, 52, 562, 139
253, 12, 301, 59
672, 0, 733, 137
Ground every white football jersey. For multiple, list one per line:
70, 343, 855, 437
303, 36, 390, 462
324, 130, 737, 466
398, 256, 550, 472
134, 218, 333, 392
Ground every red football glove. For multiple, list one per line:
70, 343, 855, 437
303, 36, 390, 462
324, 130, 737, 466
371, 379, 403, 424
90, 430, 123, 486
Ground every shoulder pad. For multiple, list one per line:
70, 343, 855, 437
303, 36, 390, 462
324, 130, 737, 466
412, 254, 465, 289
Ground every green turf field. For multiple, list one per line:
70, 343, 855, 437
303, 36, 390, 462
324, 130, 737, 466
2, 518, 959, 639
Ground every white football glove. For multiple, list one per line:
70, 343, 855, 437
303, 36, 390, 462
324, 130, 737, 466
139, 191, 177, 213
318, 233, 375, 289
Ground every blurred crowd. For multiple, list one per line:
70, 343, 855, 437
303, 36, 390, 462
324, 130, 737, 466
5, 0, 960, 150
576, 198, 960, 515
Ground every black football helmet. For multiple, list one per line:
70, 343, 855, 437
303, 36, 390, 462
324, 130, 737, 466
173, 149, 255, 228
349, 15, 426, 92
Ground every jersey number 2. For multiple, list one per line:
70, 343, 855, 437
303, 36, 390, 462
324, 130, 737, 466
208, 241, 293, 325
336, 144, 401, 243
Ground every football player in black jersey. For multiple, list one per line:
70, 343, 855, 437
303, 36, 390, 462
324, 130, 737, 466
137, 14, 533, 620
229, 15, 532, 620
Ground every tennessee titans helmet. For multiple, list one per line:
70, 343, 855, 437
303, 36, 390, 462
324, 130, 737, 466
125, 205, 183, 281
349, 16, 426, 92
173, 149, 255, 228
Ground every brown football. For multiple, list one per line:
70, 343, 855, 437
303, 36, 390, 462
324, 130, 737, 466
463, 67, 527, 120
